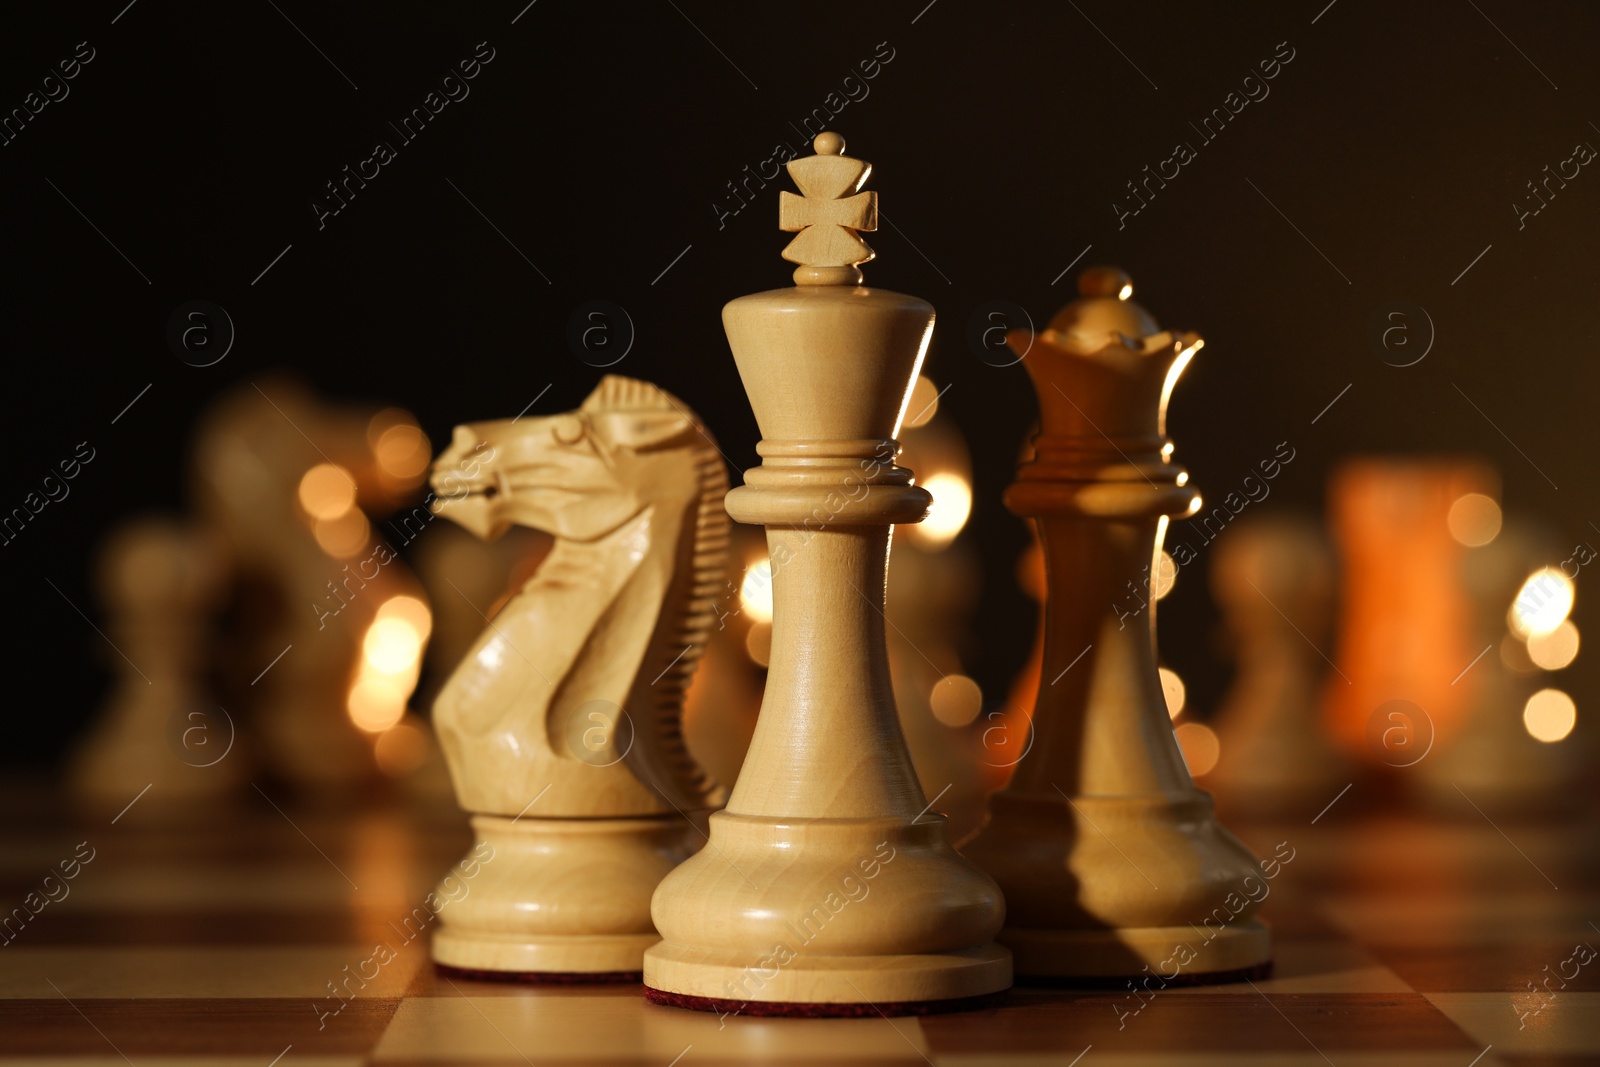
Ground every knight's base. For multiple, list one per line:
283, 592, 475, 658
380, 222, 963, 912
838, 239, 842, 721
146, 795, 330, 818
427, 812, 703, 978
435, 961, 641, 985
1000, 918, 1272, 983
642, 941, 1012, 1008
431, 929, 662, 976
644, 985, 1008, 1018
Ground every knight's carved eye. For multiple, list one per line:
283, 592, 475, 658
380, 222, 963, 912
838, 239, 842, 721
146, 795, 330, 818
553, 417, 584, 445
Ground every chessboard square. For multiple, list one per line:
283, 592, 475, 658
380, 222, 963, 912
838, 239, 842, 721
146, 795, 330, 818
1169, 940, 1412, 995
0, 946, 424, 999
374, 1060, 928, 1067
0, 998, 398, 1056
937, 1056, 1510, 1067
921, 993, 1479, 1055
372, 995, 930, 1061
1426, 991, 1600, 1054
404, 967, 648, 997
1324, 892, 1600, 947
0, 1060, 362, 1067
29, 863, 391, 910
9, 908, 367, 946
1371, 940, 1600, 993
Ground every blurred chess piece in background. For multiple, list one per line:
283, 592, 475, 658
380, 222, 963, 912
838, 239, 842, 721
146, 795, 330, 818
69, 516, 243, 816
1417, 506, 1588, 813
888, 378, 989, 842
1321, 460, 1489, 770
969, 432, 1047, 805
191, 378, 434, 792
1207, 512, 1353, 814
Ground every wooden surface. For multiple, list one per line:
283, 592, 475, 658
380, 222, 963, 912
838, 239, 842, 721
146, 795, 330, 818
4, 780, 1596, 1064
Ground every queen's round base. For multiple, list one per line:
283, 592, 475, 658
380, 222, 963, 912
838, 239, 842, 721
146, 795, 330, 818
643, 941, 1011, 1009
432, 929, 660, 977
1001, 919, 1272, 984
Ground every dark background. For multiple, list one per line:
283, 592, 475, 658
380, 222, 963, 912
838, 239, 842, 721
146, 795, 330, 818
4, 0, 1596, 767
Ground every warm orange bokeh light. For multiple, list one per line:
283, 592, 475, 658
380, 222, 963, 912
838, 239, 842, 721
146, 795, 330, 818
904, 375, 941, 429
1523, 688, 1577, 743
1446, 492, 1502, 546
1159, 667, 1186, 719
1174, 721, 1220, 776
918, 473, 973, 548
931, 674, 983, 726
347, 596, 433, 734
313, 509, 370, 557
298, 463, 356, 521
740, 560, 774, 624
376, 423, 432, 480
1510, 568, 1575, 638
1527, 620, 1579, 671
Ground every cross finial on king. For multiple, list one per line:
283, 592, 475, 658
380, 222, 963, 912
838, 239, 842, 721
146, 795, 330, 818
779, 132, 878, 286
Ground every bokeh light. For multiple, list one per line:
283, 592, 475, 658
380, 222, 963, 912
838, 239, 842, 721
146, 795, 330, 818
930, 675, 983, 726
1446, 492, 1502, 547
1523, 688, 1577, 743
347, 597, 433, 734
1152, 550, 1177, 601
348, 674, 410, 733
312, 509, 370, 557
1174, 721, 1220, 776
1500, 631, 1538, 674
918, 473, 973, 547
740, 560, 774, 624
1159, 667, 1186, 719
1510, 568, 1575, 638
298, 463, 356, 521
904, 375, 941, 429
745, 622, 772, 667
377, 595, 433, 643
374, 718, 430, 776
364, 616, 425, 673
375, 423, 431, 480
1527, 620, 1579, 671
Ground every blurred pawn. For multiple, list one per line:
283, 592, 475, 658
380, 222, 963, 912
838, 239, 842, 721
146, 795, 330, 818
69, 517, 246, 815
1417, 517, 1589, 813
1207, 513, 1353, 813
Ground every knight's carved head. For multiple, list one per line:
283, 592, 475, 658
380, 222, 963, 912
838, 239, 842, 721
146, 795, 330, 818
431, 376, 704, 542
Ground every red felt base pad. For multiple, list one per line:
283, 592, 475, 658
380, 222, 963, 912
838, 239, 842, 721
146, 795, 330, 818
643, 985, 1009, 1018
435, 962, 643, 985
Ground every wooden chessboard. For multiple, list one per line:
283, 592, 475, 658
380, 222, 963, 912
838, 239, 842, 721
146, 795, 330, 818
3, 779, 1596, 1066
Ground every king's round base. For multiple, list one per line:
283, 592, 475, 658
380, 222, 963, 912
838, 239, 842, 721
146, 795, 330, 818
1001, 918, 1273, 984
643, 942, 1012, 1014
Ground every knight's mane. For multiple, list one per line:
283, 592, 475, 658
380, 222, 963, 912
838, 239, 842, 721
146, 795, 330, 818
588, 376, 728, 803
580, 375, 675, 416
